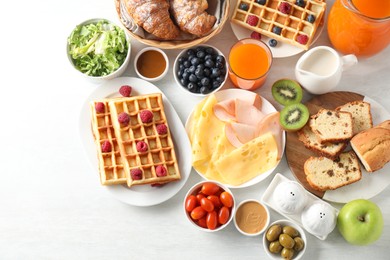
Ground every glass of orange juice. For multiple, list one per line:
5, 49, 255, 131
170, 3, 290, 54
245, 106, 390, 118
228, 38, 272, 90
328, 0, 390, 57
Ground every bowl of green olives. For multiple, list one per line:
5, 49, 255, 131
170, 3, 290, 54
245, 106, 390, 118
263, 219, 307, 260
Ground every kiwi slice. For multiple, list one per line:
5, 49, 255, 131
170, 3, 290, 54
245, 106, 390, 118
279, 103, 309, 131
272, 79, 303, 106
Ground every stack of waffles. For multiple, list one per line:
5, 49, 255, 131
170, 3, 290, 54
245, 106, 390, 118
231, 0, 326, 50
90, 93, 181, 187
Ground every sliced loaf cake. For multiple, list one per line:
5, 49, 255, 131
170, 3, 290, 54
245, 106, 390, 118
309, 109, 353, 143
298, 124, 347, 160
304, 151, 362, 191
336, 101, 373, 135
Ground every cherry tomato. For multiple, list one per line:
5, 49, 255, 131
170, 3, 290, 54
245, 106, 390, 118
185, 195, 198, 212
206, 211, 218, 230
201, 183, 220, 196
190, 206, 206, 220
220, 191, 234, 208
200, 197, 215, 212
196, 193, 205, 203
207, 195, 222, 208
218, 206, 230, 225
197, 216, 207, 228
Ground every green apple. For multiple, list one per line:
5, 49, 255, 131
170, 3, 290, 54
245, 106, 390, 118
337, 199, 383, 245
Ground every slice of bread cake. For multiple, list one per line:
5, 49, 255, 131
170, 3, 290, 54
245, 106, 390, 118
336, 101, 373, 135
304, 151, 362, 191
297, 124, 347, 160
309, 109, 353, 143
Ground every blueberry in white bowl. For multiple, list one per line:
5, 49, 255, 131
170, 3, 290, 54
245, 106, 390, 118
173, 45, 228, 96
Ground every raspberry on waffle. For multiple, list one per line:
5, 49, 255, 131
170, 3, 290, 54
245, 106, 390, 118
108, 93, 181, 187
231, 0, 326, 50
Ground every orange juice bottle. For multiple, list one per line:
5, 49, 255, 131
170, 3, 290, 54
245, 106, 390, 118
327, 0, 390, 57
228, 39, 272, 90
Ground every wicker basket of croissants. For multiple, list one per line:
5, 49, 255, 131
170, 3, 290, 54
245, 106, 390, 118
115, 0, 230, 49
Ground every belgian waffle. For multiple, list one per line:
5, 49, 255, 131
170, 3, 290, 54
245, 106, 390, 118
90, 100, 127, 185
108, 93, 181, 187
231, 0, 326, 50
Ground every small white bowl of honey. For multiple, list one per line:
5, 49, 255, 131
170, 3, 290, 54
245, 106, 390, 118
134, 47, 169, 82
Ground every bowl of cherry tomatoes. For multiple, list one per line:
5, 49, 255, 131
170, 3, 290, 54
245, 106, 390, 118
184, 180, 235, 232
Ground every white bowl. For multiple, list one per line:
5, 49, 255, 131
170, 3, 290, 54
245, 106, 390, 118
173, 44, 228, 97
134, 47, 169, 82
234, 199, 270, 236
263, 219, 307, 260
183, 180, 235, 232
66, 18, 131, 83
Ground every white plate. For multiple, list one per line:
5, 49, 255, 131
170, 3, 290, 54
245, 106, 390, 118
185, 88, 286, 188
230, 1, 325, 58
261, 173, 338, 240
79, 77, 192, 206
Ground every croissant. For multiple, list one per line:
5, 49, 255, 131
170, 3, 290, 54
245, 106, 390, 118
125, 0, 180, 40
169, 0, 217, 37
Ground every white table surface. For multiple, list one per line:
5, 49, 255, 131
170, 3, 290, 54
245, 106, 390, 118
0, 0, 389, 259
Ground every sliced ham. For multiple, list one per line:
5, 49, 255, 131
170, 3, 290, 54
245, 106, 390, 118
225, 123, 257, 147
256, 112, 283, 159
235, 99, 265, 126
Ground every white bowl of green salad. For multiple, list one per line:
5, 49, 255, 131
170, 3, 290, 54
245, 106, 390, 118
67, 18, 131, 83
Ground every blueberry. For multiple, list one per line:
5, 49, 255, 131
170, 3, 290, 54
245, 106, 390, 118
239, 3, 249, 11
180, 78, 188, 86
215, 62, 224, 69
212, 80, 221, 89
205, 59, 215, 68
190, 57, 199, 66
187, 82, 197, 93
256, 0, 266, 5
183, 60, 191, 68
196, 50, 206, 59
199, 86, 210, 94
215, 76, 224, 83
307, 14, 316, 23
269, 39, 278, 47
203, 68, 211, 77
179, 64, 184, 71
272, 26, 282, 35
195, 67, 203, 78
177, 69, 183, 78
197, 64, 205, 71
216, 55, 225, 64
204, 54, 212, 61
196, 46, 205, 53
188, 65, 196, 74
189, 74, 197, 82
178, 57, 185, 64
182, 71, 189, 80
211, 68, 221, 78
296, 0, 305, 7
186, 49, 195, 57
201, 77, 210, 86
205, 47, 215, 55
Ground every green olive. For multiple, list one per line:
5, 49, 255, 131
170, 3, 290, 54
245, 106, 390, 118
281, 247, 295, 260
283, 226, 299, 238
279, 234, 295, 249
293, 237, 305, 251
269, 241, 283, 254
266, 224, 282, 242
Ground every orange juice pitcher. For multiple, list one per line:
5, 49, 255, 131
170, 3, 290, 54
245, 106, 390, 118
327, 0, 390, 57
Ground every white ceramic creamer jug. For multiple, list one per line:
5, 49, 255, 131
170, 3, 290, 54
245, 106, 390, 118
295, 46, 357, 95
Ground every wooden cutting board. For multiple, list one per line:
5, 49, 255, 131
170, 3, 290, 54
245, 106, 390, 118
285, 91, 365, 198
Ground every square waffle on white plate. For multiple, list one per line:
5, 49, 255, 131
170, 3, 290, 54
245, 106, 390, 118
231, 0, 326, 49
108, 93, 181, 187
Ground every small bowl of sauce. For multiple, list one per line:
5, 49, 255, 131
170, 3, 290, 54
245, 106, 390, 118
134, 47, 169, 82
234, 199, 270, 236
